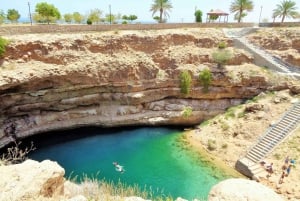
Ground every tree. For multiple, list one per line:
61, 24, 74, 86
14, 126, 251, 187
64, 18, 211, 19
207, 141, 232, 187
64, 13, 73, 23
73, 12, 84, 24
87, 9, 102, 24
150, 0, 173, 23
122, 14, 138, 23
230, 0, 254, 23
0, 10, 5, 24
33, 13, 57, 24
272, 0, 298, 23
194, 10, 203, 22
105, 14, 116, 24
35, 2, 61, 24
7, 9, 20, 23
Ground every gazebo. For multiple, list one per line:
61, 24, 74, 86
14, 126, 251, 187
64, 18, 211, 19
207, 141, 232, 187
206, 9, 229, 23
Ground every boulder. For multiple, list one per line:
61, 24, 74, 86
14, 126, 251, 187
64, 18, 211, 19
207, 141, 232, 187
0, 159, 65, 201
208, 178, 284, 201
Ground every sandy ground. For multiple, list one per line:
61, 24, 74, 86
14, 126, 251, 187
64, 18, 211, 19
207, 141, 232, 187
185, 89, 300, 200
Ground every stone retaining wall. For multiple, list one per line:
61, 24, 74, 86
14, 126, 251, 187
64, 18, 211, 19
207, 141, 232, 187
0, 23, 255, 35
259, 22, 300, 27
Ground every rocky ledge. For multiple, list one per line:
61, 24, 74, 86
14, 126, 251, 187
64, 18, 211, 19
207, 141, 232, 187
0, 159, 284, 201
0, 28, 298, 148
247, 27, 300, 67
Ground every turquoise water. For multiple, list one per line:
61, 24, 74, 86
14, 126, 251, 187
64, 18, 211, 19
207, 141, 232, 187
29, 127, 231, 200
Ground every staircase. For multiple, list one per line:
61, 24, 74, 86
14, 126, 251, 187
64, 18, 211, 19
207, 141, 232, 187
235, 101, 300, 178
246, 102, 300, 163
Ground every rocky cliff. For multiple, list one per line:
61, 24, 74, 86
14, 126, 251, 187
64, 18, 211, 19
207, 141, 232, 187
247, 27, 300, 67
0, 28, 296, 148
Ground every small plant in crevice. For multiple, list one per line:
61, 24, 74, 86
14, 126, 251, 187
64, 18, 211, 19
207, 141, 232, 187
199, 120, 210, 127
221, 122, 230, 131
225, 107, 236, 119
182, 106, 193, 118
0, 36, 9, 57
207, 139, 217, 151
212, 49, 232, 68
221, 143, 228, 149
217, 41, 227, 49
179, 70, 192, 95
237, 111, 245, 118
199, 68, 212, 93
0, 141, 36, 165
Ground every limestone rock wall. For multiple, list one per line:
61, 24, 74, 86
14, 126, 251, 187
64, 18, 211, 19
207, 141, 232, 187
0, 29, 293, 148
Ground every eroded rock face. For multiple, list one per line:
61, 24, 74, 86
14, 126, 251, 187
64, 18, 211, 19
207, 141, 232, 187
208, 178, 284, 201
247, 28, 300, 67
0, 160, 65, 201
0, 29, 294, 148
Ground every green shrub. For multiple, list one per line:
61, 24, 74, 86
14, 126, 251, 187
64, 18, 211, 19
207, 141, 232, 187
180, 70, 192, 95
199, 68, 212, 93
221, 143, 228, 149
273, 153, 281, 160
87, 18, 92, 25
218, 41, 227, 49
225, 107, 236, 119
182, 107, 193, 118
0, 37, 8, 57
200, 120, 210, 127
212, 50, 232, 68
237, 111, 245, 118
221, 122, 229, 131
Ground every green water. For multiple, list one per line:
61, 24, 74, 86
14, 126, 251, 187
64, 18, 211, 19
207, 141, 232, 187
29, 127, 232, 200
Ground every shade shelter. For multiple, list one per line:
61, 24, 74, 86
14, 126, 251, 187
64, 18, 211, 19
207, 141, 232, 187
206, 9, 229, 23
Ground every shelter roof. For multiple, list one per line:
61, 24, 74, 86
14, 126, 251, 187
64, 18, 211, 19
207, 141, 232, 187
207, 9, 229, 16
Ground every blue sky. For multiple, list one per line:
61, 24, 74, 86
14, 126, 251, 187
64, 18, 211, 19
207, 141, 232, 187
1, 0, 299, 23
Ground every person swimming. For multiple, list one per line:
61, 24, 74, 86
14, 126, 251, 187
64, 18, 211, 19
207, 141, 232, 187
113, 162, 125, 173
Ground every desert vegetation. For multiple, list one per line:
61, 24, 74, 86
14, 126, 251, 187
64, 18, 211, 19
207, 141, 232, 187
180, 70, 192, 95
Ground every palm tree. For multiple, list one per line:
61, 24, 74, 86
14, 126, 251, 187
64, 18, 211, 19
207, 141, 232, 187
230, 0, 254, 23
150, 0, 173, 23
272, 0, 298, 23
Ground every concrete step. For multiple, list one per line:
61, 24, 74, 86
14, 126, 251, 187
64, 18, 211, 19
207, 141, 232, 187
245, 154, 260, 163
266, 132, 286, 139
250, 146, 266, 156
245, 154, 259, 163
256, 141, 276, 150
279, 117, 298, 124
247, 150, 263, 159
263, 134, 283, 142
270, 127, 288, 135
274, 124, 292, 132
249, 163, 264, 172
280, 118, 297, 124
286, 111, 300, 117
251, 166, 265, 175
